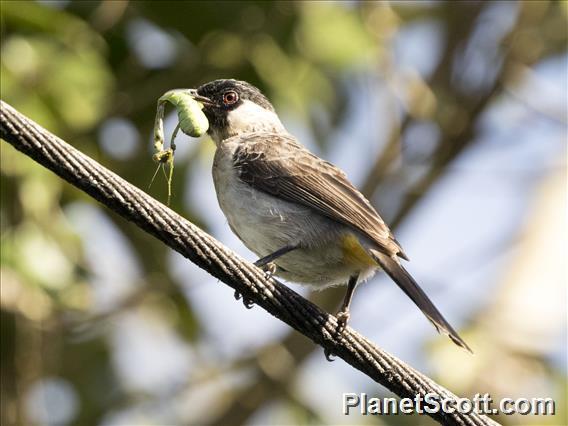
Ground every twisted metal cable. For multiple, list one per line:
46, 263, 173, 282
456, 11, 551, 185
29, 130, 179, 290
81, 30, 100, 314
1, 100, 498, 426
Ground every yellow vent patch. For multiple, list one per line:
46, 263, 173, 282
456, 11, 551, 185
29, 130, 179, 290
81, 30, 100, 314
341, 234, 378, 268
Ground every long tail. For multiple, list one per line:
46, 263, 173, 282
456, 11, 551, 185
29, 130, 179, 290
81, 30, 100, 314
371, 250, 472, 353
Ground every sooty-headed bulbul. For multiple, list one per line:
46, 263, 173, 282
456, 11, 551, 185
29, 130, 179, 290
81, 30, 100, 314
187, 79, 471, 352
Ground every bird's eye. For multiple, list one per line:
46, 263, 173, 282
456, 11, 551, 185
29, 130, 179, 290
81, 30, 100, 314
223, 91, 239, 105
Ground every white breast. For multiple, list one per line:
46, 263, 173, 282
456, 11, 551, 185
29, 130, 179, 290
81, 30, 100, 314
212, 137, 310, 255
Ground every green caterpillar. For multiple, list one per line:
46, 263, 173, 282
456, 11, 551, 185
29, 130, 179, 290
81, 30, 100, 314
151, 89, 210, 205
153, 89, 209, 152
159, 90, 209, 138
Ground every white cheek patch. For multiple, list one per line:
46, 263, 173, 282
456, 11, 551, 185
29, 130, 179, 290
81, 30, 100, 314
227, 100, 285, 135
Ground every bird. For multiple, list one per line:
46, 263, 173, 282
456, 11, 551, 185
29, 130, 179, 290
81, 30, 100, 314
188, 78, 471, 352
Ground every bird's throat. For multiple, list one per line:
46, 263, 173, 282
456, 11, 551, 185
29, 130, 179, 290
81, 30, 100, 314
225, 100, 286, 139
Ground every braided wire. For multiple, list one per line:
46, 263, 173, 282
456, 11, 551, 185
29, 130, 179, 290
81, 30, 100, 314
0, 100, 499, 426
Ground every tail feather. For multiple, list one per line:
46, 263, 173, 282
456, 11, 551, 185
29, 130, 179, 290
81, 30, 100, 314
371, 251, 472, 354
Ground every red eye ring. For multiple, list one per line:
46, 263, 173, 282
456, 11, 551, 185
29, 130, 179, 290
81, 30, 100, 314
223, 91, 238, 105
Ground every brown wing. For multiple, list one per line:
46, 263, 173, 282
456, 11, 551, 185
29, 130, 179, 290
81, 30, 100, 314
233, 133, 408, 259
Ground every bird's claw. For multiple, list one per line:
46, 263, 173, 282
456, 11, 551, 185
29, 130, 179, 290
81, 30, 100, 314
324, 348, 336, 362
335, 310, 350, 335
234, 290, 254, 309
325, 311, 350, 361
255, 261, 277, 279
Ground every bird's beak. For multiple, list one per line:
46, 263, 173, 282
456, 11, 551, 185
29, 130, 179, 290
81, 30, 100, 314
188, 89, 215, 107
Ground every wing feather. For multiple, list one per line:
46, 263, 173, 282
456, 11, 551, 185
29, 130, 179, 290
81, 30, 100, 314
233, 133, 407, 259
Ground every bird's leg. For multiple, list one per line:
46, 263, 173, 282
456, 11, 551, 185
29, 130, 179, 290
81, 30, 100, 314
254, 244, 298, 267
232, 245, 298, 306
336, 274, 359, 333
326, 276, 358, 361
254, 244, 298, 279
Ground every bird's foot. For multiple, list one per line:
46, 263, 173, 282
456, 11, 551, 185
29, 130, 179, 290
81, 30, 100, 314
324, 348, 336, 362
255, 260, 277, 280
324, 311, 350, 361
335, 309, 350, 334
234, 290, 254, 309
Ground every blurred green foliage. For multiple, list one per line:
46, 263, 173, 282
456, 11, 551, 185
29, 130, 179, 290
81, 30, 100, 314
1, 1, 566, 425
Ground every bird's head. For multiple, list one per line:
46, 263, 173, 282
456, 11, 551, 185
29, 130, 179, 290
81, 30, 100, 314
189, 79, 285, 144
